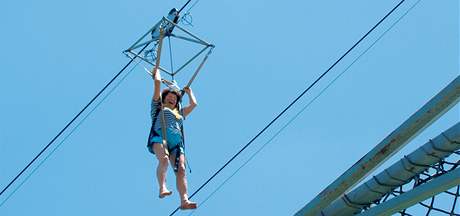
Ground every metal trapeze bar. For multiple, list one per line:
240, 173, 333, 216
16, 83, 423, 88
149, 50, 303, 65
125, 50, 173, 76
126, 21, 161, 51
170, 34, 210, 46
172, 45, 210, 76
126, 38, 157, 53
127, 17, 211, 53
124, 16, 214, 80
162, 17, 212, 46
184, 47, 213, 88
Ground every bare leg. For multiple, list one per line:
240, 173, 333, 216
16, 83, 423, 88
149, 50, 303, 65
153, 144, 172, 197
170, 153, 197, 209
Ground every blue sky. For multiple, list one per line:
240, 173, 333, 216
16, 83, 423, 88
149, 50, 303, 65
0, 0, 458, 215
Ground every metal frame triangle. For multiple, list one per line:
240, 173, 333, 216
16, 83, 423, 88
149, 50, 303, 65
123, 16, 214, 79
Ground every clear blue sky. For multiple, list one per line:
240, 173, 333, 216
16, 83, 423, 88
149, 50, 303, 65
0, 0, 458, 215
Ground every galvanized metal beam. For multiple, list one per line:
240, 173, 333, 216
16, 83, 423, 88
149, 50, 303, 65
320, 122, 460, 215
294, 75, 460, 216
357, 168, 460, 216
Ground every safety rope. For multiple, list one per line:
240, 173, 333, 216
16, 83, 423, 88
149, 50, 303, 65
168, 36, 175, 77
0, 42, 151, 203
152, 28, 172, 157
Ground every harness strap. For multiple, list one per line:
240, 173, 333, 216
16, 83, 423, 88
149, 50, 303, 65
168, 145, 182, 172
158, 102, 169, 155
152, 106, 161, 125
177, 100, 192, 173
152, 98, 190, 173
150, 103, 169, 156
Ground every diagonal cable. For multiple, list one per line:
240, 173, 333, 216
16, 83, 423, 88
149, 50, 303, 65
187, 0, 423, 214
168, 0, 407, 215
0, 43, 150, 199
0, 57, 143, 207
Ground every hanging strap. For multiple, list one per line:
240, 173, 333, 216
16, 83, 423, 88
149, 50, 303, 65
158, 102, 170, 156
152, 27, 170, 156
168, 145, 182, 172
183, 47, 213, 91
173, 47, 213, 173
177, 101, 192, 173
152, 106, 161, 126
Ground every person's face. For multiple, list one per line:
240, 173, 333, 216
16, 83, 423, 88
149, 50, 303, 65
164, 92, 177, 109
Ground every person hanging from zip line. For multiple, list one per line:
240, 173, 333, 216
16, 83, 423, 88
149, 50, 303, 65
147, 67, 198, 210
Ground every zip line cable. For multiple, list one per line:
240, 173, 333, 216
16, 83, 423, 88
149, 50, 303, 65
186, 0, 200, 14
0, 43, 150, 200
187, 0, 423, 214
168, 0, 407, 215
0, 58, 144, 207
178, 0, 193, 14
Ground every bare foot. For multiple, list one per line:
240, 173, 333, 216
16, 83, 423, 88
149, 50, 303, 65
159, 190, 172, 199
180, 200, 197, 210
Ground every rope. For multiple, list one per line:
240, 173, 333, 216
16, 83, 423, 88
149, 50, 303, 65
168, 36, 175, 77
168, 1, 408, 215
0, 57, 144, 208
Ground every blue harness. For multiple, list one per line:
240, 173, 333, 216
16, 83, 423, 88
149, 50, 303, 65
147, 106, 184, 172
